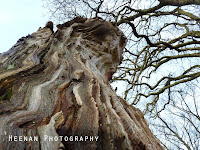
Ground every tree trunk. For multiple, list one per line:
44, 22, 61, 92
0, 18, 163, 150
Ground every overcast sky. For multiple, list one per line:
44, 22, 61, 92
0, 0, 49, 53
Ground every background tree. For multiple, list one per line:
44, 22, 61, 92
43, 0, 200, 149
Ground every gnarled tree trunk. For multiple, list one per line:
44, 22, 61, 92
0, 18, 163, 150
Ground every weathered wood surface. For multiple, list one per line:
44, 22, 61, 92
0, 18, 163, 150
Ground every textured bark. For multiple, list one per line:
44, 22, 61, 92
0, 18, 163, 150
159, 0, 200, 6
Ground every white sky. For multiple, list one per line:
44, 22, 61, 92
0, 0, 49, 53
